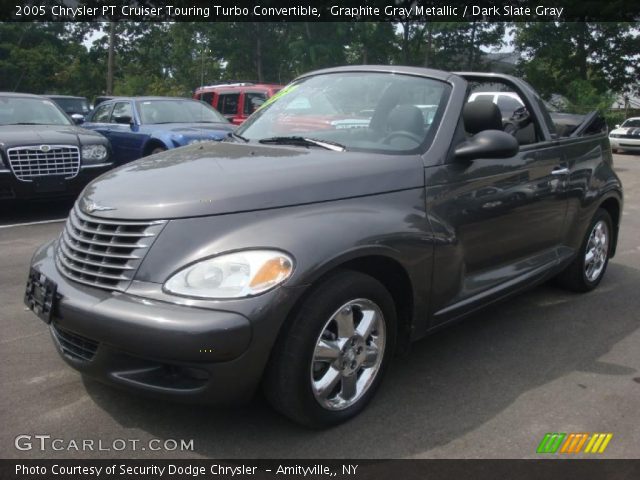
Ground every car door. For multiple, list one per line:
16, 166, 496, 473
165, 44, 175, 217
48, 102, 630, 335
426, 111, 568, 326
106, 101, 140, 164
217, 92, 241, 124
84, 102, 114, 139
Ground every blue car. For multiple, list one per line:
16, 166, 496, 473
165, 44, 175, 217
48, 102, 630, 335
82, 97, 234, 164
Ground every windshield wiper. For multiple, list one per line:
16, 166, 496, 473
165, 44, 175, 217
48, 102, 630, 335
258, 136, 345, 151
228, 131, 249, 143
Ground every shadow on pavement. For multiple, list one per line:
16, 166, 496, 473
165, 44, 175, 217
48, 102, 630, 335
83, 262, 640, 458
0, 198, 75, 226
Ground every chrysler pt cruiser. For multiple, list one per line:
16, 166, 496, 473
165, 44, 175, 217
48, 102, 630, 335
26, 67, 623, 427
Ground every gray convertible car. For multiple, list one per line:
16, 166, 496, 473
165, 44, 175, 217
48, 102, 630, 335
25, 67, 622, 427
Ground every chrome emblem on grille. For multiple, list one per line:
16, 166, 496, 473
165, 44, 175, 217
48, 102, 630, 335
40, 145, 51, 152
82, 199, 116, 214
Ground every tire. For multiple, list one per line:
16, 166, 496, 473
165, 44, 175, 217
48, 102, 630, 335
556, 208, 613, 292
263, 270, 397, 428
149, 146, 166, 155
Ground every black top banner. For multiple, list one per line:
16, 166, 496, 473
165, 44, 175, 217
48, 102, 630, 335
2, 0, 640, 22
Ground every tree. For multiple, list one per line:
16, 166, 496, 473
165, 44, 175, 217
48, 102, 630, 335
513, 22, 640, 99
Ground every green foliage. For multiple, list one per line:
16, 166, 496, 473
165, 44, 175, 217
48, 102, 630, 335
564, 79, 615, 115
513, 22, 639, 101
1, 20, 636, 113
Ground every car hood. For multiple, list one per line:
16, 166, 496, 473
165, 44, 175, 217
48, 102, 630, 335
0, 124, 107, 148
80, 142, 424, 220
610, 126, 640, 136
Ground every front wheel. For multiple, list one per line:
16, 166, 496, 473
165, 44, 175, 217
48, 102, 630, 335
557, 208, 613, 292
263, 270, 396, 428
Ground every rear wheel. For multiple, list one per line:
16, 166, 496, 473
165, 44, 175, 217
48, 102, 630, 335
263, 271, 396, 428
557, 209, 612, 292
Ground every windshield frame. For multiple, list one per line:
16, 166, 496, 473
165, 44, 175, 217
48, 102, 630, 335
0, 95, 73, 126
135, 99, 228, 125
236, 71, 452, 155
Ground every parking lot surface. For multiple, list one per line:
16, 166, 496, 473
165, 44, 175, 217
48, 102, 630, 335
1, 153, 639, 459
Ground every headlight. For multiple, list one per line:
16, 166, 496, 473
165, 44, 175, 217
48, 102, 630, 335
81, 144, 108, 163
164, 250, 294, 299
187, 138, 213, 145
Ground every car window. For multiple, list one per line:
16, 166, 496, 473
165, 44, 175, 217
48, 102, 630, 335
244, 92, 267, 115
137, 99, 228, 124
92, 104, 112, 123
0, 96, 72, 126
52, 97, 90, 115
218, 93, 240, 116
110, 102, 132, 123
621, 119, 640, 128
472, 94, 495, 103
497, 95, 524, 117
237, 72, 450, 153
200, 92, 214, 105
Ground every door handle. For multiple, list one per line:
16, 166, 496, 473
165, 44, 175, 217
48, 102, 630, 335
551, 167, 570, 175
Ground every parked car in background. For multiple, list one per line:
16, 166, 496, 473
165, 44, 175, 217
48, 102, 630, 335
194, 82, 284, 125
47, 95, 91, 124
82, 97, 234, 164
26, 68, 621, 428
93, 96, 117, 108
0, 92, 111, 200
609, 117, 640, 153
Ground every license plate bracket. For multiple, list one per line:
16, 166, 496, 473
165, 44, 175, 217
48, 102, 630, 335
24, 268, 58, 324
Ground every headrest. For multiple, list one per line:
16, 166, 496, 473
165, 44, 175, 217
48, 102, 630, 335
463, 100, 503, 134
387, 105, 425, 137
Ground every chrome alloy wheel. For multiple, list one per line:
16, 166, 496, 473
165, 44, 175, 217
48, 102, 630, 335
585, 220, 609, 282
310, 299, 386, 411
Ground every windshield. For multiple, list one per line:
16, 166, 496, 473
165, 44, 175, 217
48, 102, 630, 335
621, 119, 640, 128
0, 96, 72, 126
236, 72, 449, 153
52, 97, 90, 115
137, 99, 228, 124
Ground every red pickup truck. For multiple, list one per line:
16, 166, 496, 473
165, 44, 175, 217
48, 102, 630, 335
194, 83, 283, 125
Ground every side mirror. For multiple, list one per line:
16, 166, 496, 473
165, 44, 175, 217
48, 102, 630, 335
614, 124, 620, 129
114, 115, 133, 125
455, 130, 519, 161
71, 114, 84, 125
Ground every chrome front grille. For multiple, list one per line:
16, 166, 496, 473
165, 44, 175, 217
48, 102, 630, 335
7, 145, 80, 181
55, 206, 166, 291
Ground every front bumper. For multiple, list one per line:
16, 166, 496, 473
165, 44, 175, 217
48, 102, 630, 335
28, 240, 296, 404
609, 137, 640, 151
0, 164, 113, 200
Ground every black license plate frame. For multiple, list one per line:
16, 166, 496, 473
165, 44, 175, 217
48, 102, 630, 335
24, 268, 58, 324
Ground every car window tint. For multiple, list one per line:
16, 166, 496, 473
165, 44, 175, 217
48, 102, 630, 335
110, 102, 132, 123
244, 92, 267, 115
218, 94, 240, 116
92, 104, 112, 122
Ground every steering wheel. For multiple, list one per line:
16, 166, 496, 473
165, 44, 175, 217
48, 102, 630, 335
382, 130, 423, 145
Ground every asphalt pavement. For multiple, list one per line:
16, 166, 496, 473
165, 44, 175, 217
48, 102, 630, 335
1, 153, 639, 459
